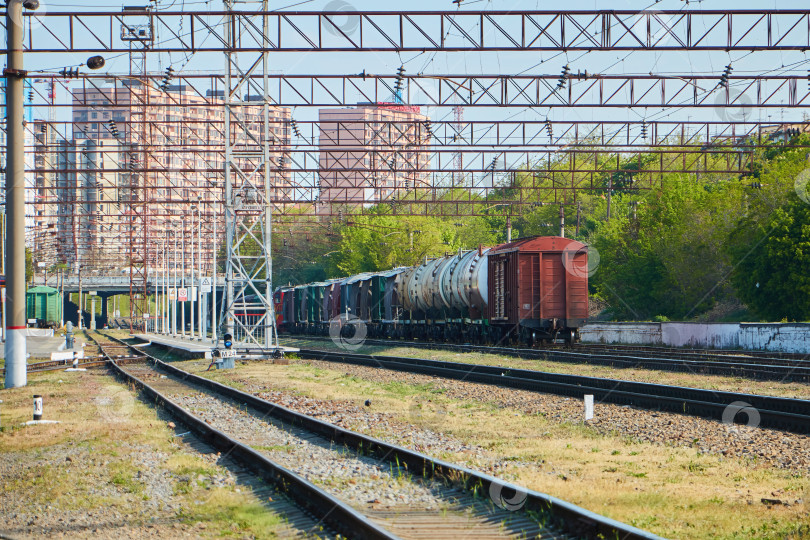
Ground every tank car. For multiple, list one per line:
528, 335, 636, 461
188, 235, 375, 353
276, 235, 588, 347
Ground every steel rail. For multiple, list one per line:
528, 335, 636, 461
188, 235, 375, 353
100, 332, 660, 540
86, 332, 397, 540
281, 335, 810, 382
292, 348, 810, 435
0, 359, 107, 376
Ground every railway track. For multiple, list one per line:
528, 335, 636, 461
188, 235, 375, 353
89, 332, 658, 540
574, 343, 808, 362
292, 347, 810, 436
0, 358, 106, 377
280, 335, 810, 383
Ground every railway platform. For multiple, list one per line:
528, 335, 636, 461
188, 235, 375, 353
0, 333, 87, 361
132, 333, 298, 360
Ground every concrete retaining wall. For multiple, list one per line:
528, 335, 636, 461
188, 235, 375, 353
581, 322, 810, 354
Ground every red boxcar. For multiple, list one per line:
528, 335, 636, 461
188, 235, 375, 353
487, 236, 588, 345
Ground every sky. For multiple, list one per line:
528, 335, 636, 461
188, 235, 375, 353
8, 1, 810, 137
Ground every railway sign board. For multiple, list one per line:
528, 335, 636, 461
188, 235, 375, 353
218, 349, 237, 358
178, 288, 188, 302
200, 277, 212, 293
168, 288, 176, 299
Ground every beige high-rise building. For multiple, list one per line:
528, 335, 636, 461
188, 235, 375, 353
317, 103, 430, 212
31, 81, 291, 270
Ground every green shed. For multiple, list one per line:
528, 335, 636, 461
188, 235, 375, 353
26, 286, 62, 328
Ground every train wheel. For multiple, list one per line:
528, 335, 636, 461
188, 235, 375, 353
563, 329, 575, 347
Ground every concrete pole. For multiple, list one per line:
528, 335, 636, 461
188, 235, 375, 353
506, 217, 512, 243
189, 211, 195, 339
4, 0, 27, 388
169, 231, 177, 336
163, 239, 167, 334
78, 266, 83, 329
212, 203, 218, 346
153, 263, 158, 333
559, 205, 565, 238
197, 206, 202, 340
90, 296, 96, 330
1, 211, 5, 343
181, 218, 186, 337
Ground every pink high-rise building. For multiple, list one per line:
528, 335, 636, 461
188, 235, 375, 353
317, 103, 430, 212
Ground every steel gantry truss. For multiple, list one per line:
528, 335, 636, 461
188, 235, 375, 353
9, 10, 810, 53
23, 73, 810, 109
4, 6, 810, 333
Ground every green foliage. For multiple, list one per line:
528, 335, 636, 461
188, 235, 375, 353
269, 137, 810, 322
26, 247, 33, 283
727, 194, 810, 321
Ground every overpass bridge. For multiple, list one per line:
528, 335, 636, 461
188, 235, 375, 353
32, 275, 227, 295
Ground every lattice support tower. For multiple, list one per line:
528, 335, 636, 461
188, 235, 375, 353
221, 0, 278, 350
122, 5, 153, 332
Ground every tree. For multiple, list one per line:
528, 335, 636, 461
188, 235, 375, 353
25, 247, 33, 283
727, 194, 810, 321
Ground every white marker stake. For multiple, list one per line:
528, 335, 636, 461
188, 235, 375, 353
33, 395, 43, 421
584, 394, 594, 421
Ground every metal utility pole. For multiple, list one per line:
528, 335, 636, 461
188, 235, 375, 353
576, 201, 581, 237
4, 0, 28, 388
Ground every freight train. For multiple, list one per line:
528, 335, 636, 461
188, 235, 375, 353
273, 236, 590, 346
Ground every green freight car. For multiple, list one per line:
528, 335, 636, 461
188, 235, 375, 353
26, 286, 62, 328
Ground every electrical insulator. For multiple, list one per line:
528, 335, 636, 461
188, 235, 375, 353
394, 65, 406, 94
107, 119, 120, 138
556, 64, 570, 90
59, 67, 80, 79
291, 119, 302, 138
719, 64, 733, 88
545, 119, 553, 139
160, 66, 175, 92
641, 121, 648, 140
28, 90, 33, 102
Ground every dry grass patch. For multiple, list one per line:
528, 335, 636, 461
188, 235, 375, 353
186, 358, 810, 540
0, 368, 289, 538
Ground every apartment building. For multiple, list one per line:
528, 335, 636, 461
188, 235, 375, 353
317, 103, 430, 212
30, 80, 291, 270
